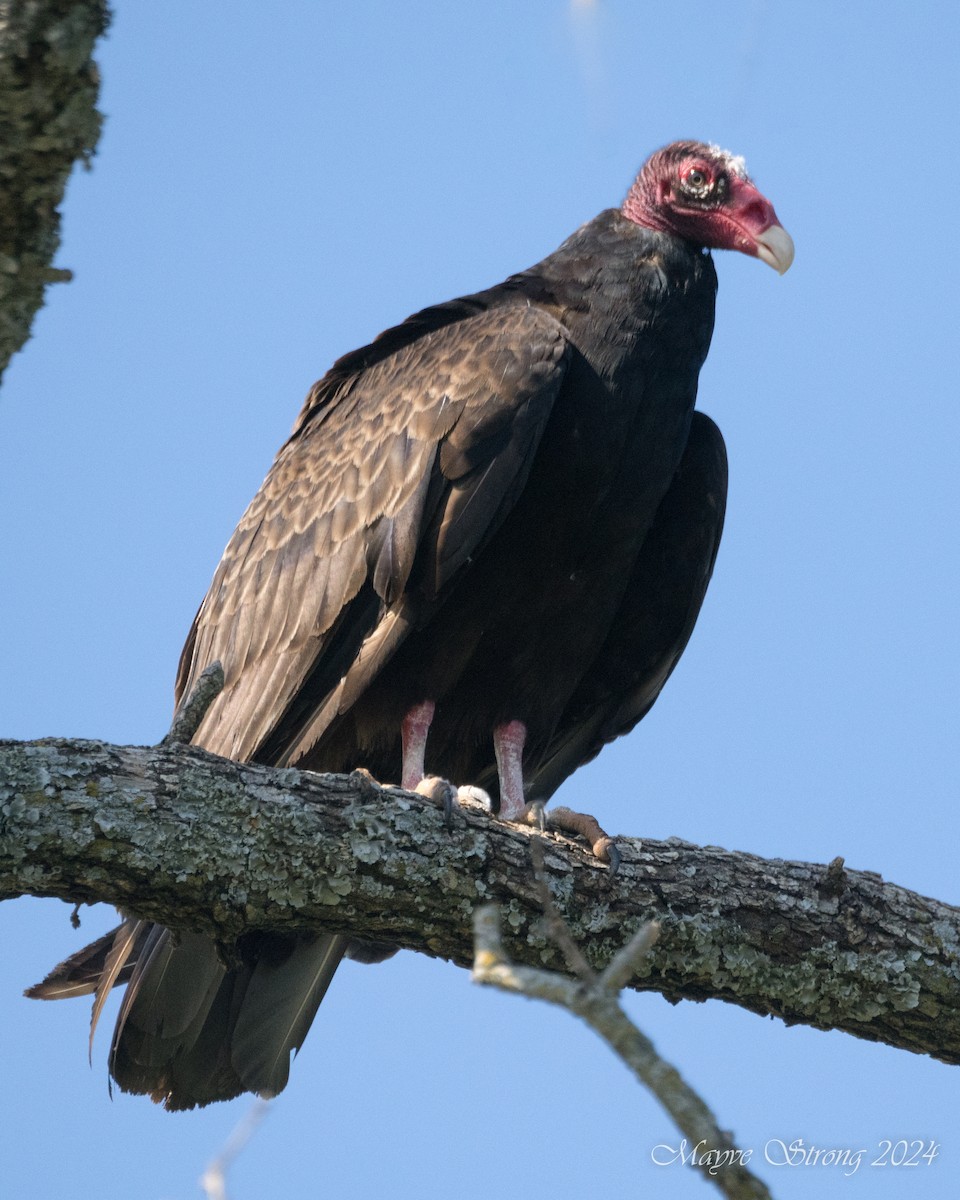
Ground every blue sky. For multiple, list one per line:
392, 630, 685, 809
2, 2, 958, 1197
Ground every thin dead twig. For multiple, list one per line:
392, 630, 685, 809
471, 840, 773, 1200
162, 661, 224, 746
199, 1098, 271, 1200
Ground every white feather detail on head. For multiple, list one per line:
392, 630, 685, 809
708, 144, 749, 179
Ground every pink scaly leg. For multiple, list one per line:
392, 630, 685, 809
494, 718, 620, 872
401, 700, 435, 790
493, 719, 527, 820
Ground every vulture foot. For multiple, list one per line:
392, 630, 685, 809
414, 775, 493, 829
536, 805, 621, 874
405, 712, 617, 870
414, 774, 458, 828
494, 722, 618, 869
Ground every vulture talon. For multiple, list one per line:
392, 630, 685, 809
522, 800, 547, 833
443, 789, 455, 832
603, 841, 622, 877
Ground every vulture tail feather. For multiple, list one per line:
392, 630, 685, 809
232, 933, 348, 1096
25, 921, 147, 1001
89, 918, 145, 1063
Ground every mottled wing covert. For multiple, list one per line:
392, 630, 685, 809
175, 304, 571, 763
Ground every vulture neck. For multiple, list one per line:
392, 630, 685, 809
509, 210, 715, 389
620, 176, 681, 238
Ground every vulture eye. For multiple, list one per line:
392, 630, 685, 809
680, 166, 714, 198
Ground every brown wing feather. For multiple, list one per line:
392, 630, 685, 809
175, 303, 570, 764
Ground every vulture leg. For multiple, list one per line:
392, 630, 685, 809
405, 702, 497, 827
401, 700, 436, 789
406, 708, 620, 867
494, 720, 619, 869
493, 720, 527, 819
403, 700, 460, 826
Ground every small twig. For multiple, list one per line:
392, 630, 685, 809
600, 918, 661, 993
199, 1098, 271, 1200
161, 661, 224, 746
819, 855, 848, 897
471, 893, 773, 1200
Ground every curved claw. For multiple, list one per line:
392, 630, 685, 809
604, 841, 622, 876
443, 787, 454, 831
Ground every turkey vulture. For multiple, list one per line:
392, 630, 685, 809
29, 140, 792, 1108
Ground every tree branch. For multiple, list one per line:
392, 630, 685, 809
1, 735, 958, 1065
0, 0, 110, 383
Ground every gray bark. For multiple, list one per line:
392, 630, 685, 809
0, 0, 109, 384
2, 735, 957, 1065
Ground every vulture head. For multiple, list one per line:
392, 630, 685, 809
622, 140, 794, 274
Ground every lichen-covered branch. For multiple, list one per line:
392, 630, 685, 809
0, 0, 110, 383
1, 735, 958, 1065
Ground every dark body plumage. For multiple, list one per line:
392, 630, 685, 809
265, 212, 719, 791
31, 156, 766, 1108
523, 409, 727, 802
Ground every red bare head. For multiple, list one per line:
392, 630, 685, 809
622, 141, 794, 274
